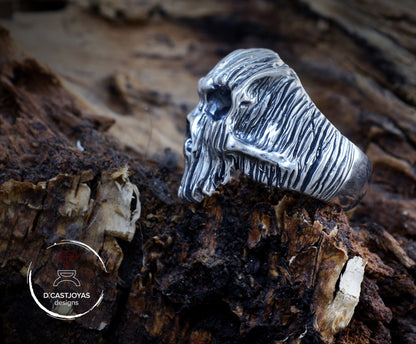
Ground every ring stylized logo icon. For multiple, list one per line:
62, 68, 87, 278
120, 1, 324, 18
27, 240, 107, 320
53, 270, 81, 287
53, 250, 81, 287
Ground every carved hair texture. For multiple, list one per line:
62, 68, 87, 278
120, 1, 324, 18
179, 48, 372, 208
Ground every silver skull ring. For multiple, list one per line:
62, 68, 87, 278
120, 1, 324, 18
178, 48, 372, 209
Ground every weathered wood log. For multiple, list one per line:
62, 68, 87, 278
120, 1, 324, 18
1, 1, 416, 343
0, 25, 142, 333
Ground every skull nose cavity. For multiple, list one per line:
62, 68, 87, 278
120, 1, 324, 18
206, 86, 232, 120
185, 138, 192, 154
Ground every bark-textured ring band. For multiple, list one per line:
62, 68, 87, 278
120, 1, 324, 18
178, 48, 372, 209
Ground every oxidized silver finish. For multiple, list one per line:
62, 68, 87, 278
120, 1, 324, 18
178, 48, 372, 209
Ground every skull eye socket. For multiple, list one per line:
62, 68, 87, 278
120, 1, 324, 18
206, 86, 232, 121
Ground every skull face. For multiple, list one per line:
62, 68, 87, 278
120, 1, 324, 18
179, 85, 235, 202
178, 49, 371, 208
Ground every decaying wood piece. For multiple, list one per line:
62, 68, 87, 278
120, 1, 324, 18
0, 27, 141, 332
116, 180, 390, 343
1, 0, 416, 343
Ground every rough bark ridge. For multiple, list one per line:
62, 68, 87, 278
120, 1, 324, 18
1, 1, 416, 343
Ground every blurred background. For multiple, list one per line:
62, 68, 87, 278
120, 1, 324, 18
2, 0, 415, 168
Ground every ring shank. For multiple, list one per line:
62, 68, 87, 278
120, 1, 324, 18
329, 146, 372, 209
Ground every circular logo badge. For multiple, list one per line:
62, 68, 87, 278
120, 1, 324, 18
27, 240, 107, 320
